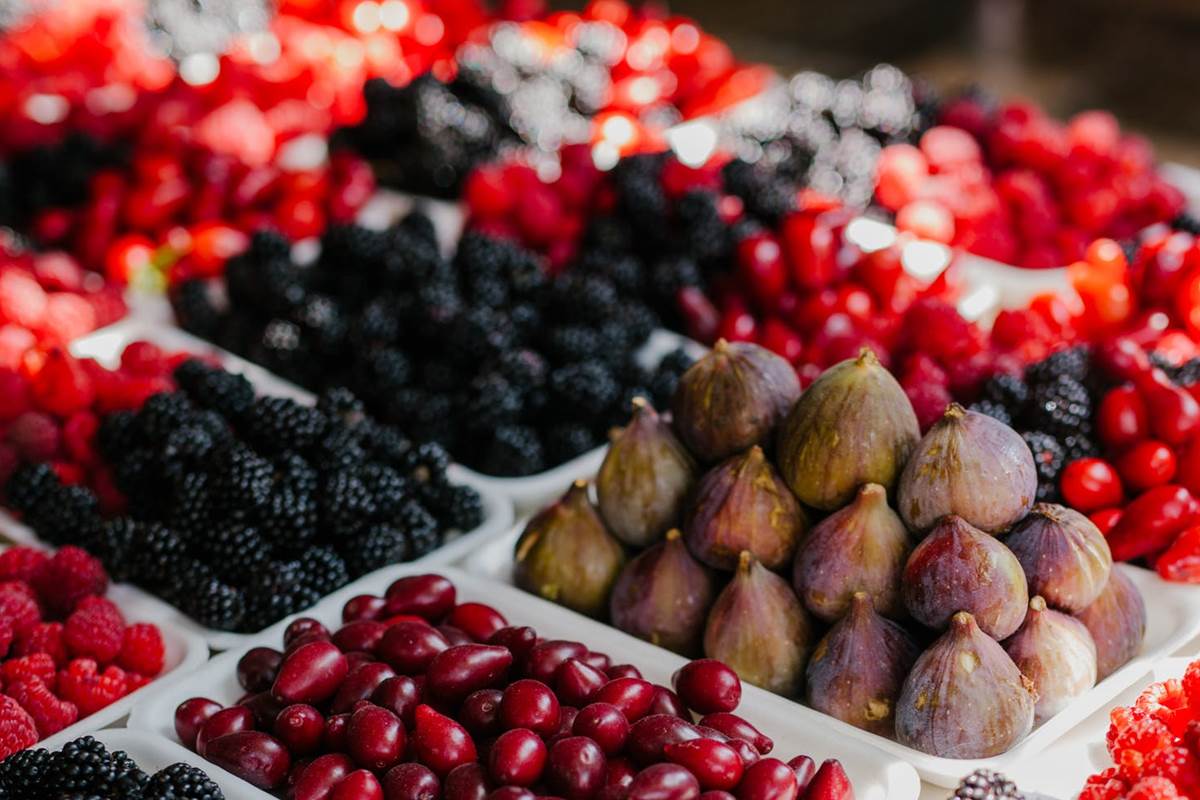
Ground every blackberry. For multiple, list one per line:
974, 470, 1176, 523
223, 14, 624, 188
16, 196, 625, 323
1025, 346, 1091, 387
648, 256, 701, 303
137, 392, 196, 446
92, 518, 141, 582
0, 747, 54, 799
166, 472, 212, 541
317, 387, 366, 424
361, 464, 411, 518
545, 423, 598, 464
310, 426, 367, 473
25, 484, 101, 547
144, 762, 224, 800
545, 326, 603, 363
549, 362, 620, 416
247, 228, 292, 261
128, 524, 188, 590
4, 461, 58, 514
343, 524, 409, 577
201, 523, 271, 585
51, 736, 126, 795
421, 482, 485, 531
259, 487, 318, 552
173, 359, 255, 418
1022, 431, 1065, 503
1174, 357, 1200, 387
186, 577, 246, 631
241, 396, 328, 452
721, 158, 796, 222
171, 279, 222, 338
676, 190, 731, 264
96, 410, 142, 459
398, 442, 450, 482
299, 546, 350, 596
968, 399, 1012, 427
1028, 375, 1093, 439
162, 424, 215, 464
320, 470, 378, 538
982, 373, 1030, 411
464, 373, 524, 431
1062, 432, 1101, 463
213, 446, 274, 510
951, 769, 1023, 800
481, 425, 545, 476
499, 349, 548, 391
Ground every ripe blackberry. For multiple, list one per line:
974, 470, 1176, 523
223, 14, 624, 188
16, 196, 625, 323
421, 482, 485, 531
545, 326, 603, 363
343, 524, 409, 577
299, 546, 350, 597
212, 446, 274, 510
969, 399, 1012, 427
319, 470, 378, 538
1022, 430, 1065, 503
202, 523, 271, 585
137, 392, 197, 446
162, 424, 216, 464
549, 362, 620, 416
25, 484, 101, 548
721, 158, 796, 222
498, 349, 548, 391
4, 461, 58, 514
186, 577, 246, 632
545, 423, 598, 464
399, 442, 451, 482
174, 359, 255, 419
241, 396, 328, 452
92, 518, 140, 582
676, 190, 731, 264
242, 560, 317, 630
96, 410, 142, 459
0, 746, 54, 799
317, 387, 366, 424
1025, 346, 1092, 388
1062, 432, 1101, 463
51, 736, 131, 795
982, 373, 1030, 412
648, 256, 702, 303
128, 524, 188, 590
1028, 375, 1093, 439
951, 769, 1023, 800
360, 464, 411, 518
145, 761, 224, 800
260, 487, 318, 552
310, 426, 367, 473
481, 425, 545, 476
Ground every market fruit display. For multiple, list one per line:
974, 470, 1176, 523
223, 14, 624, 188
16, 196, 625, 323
0, 546, 166, 749
4, 360, 484, 633
0, 734, 225, 798
174, 572, 856, 799
512, 341, 1145, 758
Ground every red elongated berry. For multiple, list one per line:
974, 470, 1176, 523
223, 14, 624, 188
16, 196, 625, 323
238, 647, 283, 693
343, 595, 386, 623
426, 644, 512, 701
284, 619, 330, 649
500, 679, 560, 737
735, 758, 798, 800
383, 762, 440, 800
574, 702, 630, 754
698, 714, 773, 755
1136, 369, 1200, 445
378, 622, 449, 675
348, 703, 406, 772
293, 753, 355, 800
275, 704, 325, 756
627, 715, 703, 766
413, 704, 477, 776
273, 641, 348, 706
332, 662, 396, 714
1060, 458, 1124, 512
487, 626, 537, 670
461, 688, 504, 737
384, 575, 456, 621
205, 731, 292, 790
594, 677, 657, 722
1117, 441, 1178, 492
672, 661, 741, 715
196, 706, 255, 756
545, 736, 607, 799
333, 621, 387, 654
526, 640, 588, 683
627, 762, 701, 800
665, 739, 743, 790
443, 762, 490, 800
555, 658, 608, 706
1107, 484, 1199, 561
175, 697, 222, 751
489, 728, 547, 787
447, 603, 508, 641
787, 755, 816, 792
803, 759, 854, 800
1097, 386, 1149, 448
331, 769, 384, 800
372, 676, 421, 727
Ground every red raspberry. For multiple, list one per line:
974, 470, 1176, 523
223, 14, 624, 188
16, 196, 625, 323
1144, 746, 1200, 798
1183, 662, 1200, 710
0, 367, 31, 422
64, 596, 124, 663
904, 380, 953, 433
61, 411, 99, 467
13, 622, 66, 666
83, 286, 127, 328
124, 672, 152, 692
2, 653, 57, 690
0, 270, 48, 329
0, 617, 12, 659
0, 548, 49, 584
0, 325, 34, 371
1129, 777, 1185, 800
6, 678, 78, 737
1139, 680, 1193, 736
116, 623, 164, 677
32, 252, 85, 292
0, 695, 39, 759
32, 546, 108, 617
39, 294, 96, 345
56, 665, 126, 716
30, 348, 94, 418
1109, 706, 1177, 760
6, 411, 61, 462
0, 582, 42, 636
1080, 768, 1128, 800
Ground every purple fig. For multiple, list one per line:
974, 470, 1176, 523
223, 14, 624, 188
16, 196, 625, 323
1003, 503, 1113, 613
902, 515, 1028, 640
610, 529, 717, 656
897, 404, 1037, 534
598, 397, 698, 547
804, 592, 920, 735
684, 446, 807, 571
1003, 596, 1097, 723
672, 339, 801, 464
793, 483, 911, 622
514, 481, 626, 617
896, 611, 1036, 758
777, 349, 920, 511
703, 551, 812, 697
1075, 568, 1147, 680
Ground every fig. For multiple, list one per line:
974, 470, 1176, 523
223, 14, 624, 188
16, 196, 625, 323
672, 339, 801, 463
610, 529, 718, 656
1075, 568, 1147, 680
684, 446, 807, 571
514, 481, 626, 618
777, 349, 920, 511
703, 552, 812, 697
793, 483, 911, 622
598, 397, 698, 547
1002, 596, 1097, 723
1003, 503, 1113, 613
895, 612, 1036, 758
902, 515, 1028, 640
897, 403, 1037, 534
805, 593, 920, 735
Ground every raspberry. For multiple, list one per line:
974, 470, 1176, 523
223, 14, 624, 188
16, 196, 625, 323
61, 411, 99, 467
1183, 662, 1200, 711
30, 348, 94, 418
904, 380, 953, 433
64, 596, 125, 663
0, 695, 39, 759
1109, 706, 1177, 761
2, 653, 57, 690
56, 664, 126, 716
1129, 777, 1185, 800
32, 252, 85, 292
0, 617, 12, 660
0, 582, 41, 636
0, 548, 49, 584
116, 623, 165, 676
32, 546, 109, 617
6, 411, 61, 462
120, 341, 167, 376
0, 367, 31, 422
1139, 680, 1193, 736
125, 671, 152, 692
40, 293, 96, 345
0, 325, 35, 371
13, 622, 67, 666
1080, 768, 1128, 800
0, 270, 48, 329
1144, 747, 1200, 798
6, 678, 78, 736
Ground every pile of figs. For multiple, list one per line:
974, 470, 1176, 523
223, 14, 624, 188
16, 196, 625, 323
513, 341, 1149, 760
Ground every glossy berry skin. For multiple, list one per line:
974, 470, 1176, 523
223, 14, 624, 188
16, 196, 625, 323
371, 676, 421, 727
804, 759, 854, 800
545, 736, 608, 799
238, 647, 284, 693
383, 762, 441, 800
333, 621, 388, 654
786, 755, 816, 793
443, 762, 491, 800
205, 731, 293, 790
384, 574, 456, 620
377, 622, 450, 676
412, 704, 478, 776
698, 714, 773, 755
487, 626, 538, 670
447, 603, 508, 641
1097, 386, 1149, 448
734, 758, 799, 800
348, 704, 406, 772
331, 770, 384, 800
275, 704, 326, 756
672, 661, 741, 715
332, 662, 397, 714
293, 753, 355, 800
460, 688, 504, 737
627, 715, 703, 766
1106, 484, 1200, 561
592, 678, 656, 722
1089, 507, 1123, 537
273, 641, 350, 705
343, 595, 387, 623
196, 706, 255, 756
664, 739, 744, 790
500, 679, 561, 736
1136, 368, 1200, 445
648, 687, 691, 720
1117, 441, 1178, 491
555, 658, 609, 707
175, 697, 222, 751
626, 762, 701, 800
324, 713, 351, 753
426, 644, 513, 701
1060, 458, 1124, 512
526, 641, 589, 683
573, 702, 631, 755
488, 728, 547, 787
285, 618, 331, 649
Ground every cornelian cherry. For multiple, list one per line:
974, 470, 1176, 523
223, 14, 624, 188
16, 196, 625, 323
1096, 386, 1149, 448
1116, 441, 1177, 492
1059, 458, 1124, 512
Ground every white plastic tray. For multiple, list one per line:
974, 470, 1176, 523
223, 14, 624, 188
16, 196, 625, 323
129, 564, 922, 800
465, 521, 1200, 787
0, 544, 211, 753
92, 729, 271, 800
0, 322, 515, 652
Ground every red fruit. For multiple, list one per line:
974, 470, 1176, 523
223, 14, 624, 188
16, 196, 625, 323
465, 166, 513, 218
0, 695, 39, 759
31, 348, 94, 417
672, 660, 741, 715
626, 763, 700, 799
3, 652, 55, 688
7, 411, 60, 461
1060, 458, 1125, 512
648, 686, 690, 719
489, 728, 547, 787
196, 705, 256, 755
735, 758, 798, 800
273, 641, 349, 706
0, 368, 31, 422
574, 703, 631, 755
116, 622, 165, 676
460, 688, 503, 738
593, 678, 657, 723
383, 763, 441, 800
384, 575, 456, 621
33, 545, 109, 617
874, 144, 929, 211
0, 547, 48, 584
294, 753, 355, 800
412, 704, 477, 776
0, 271, 47, 329
61, 411, 99, 466
13, 621, 64, 665
698, 713, 773, 755
324, 713, 350, 753
331, 662, 396, 714
555, 658, 608, 707
425, 644, 512, 701
1106, 485, 1200, 562
7, 677, 78, 736
737, 233, 788, 306
545, 736, 607, 798
274, 704, 325, 756
175, 697, 222, 750
664, 739, 743, 790
63, 596, 124, 662
896, 200, 954, 243
40, 294, 96, 344
717, 308, 758, 343
781, 211, 841, 291
446, 603, 508, 642
804, 759, 854, 800
443, 762, 491, 799
1118, 442, 1178, 492
787, 756, 817, 792
348, 704, 406, 772
500, 679, 561, 737
372, 676, 421, 727
676, 287, 721, 344
342, 595, 386, 623
238, 647, 284, 694
759, 319, 803, 364
626, 715, 703, 766
332, 770, 384, 800
205, 731, 292, 790
284, 618, 331, 649
1090, 508, 1124, 537
1136, 369, 1200, 445
332, 620, 388, 654
1098, 386, 1150, 448
1156, 525, 1200, 583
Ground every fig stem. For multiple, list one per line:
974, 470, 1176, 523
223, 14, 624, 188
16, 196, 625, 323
631, 396, 648, 411
666, 529, 682, 542
943, 402, 966, 420
1029, 596, 1047, 613
855, 348, 880, 367
737, 551, 753, 572
715, 339, 730, 353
